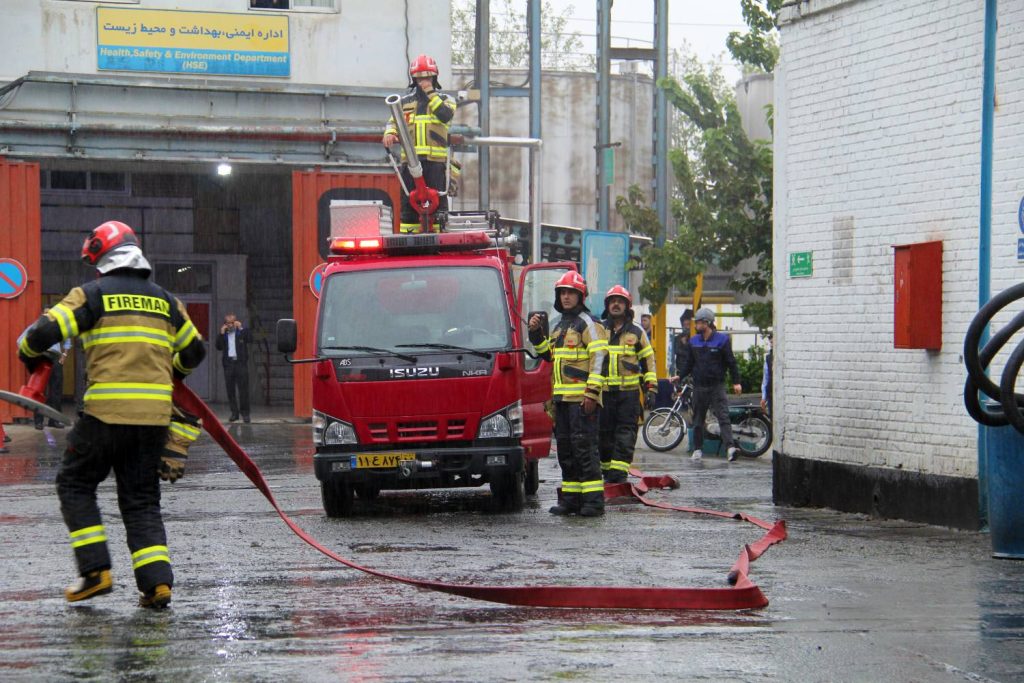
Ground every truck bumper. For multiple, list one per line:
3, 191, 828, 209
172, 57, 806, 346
314, 445, 525, 487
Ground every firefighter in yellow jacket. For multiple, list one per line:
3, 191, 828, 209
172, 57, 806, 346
528, 271, 609, 517
383, 53, 457, 233
18, 221, 206, 608
599, 285, 658, 483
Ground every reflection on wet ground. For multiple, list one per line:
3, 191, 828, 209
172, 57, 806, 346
1, 421, 1023, 681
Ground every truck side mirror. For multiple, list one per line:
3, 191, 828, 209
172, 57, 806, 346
276, 318, 297, 353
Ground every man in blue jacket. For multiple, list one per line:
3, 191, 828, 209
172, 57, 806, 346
677, 308, 743, 461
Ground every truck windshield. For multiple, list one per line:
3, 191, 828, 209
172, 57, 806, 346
317, 266, 511, 355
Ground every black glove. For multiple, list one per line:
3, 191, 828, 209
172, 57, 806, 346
159, 455, 186, 483
18, 351, 43, 373
646, 391, 658, 409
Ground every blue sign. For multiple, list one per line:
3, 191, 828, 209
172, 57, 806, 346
1018, 238, 1024, 262
1019, 196, 1024, 234
0, 258, 28, 299
581, 231, 631, 313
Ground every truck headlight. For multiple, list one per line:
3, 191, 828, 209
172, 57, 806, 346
477, 400, 524, 439
313, 410, 357, 446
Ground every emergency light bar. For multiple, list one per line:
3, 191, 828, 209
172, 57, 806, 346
328, 230, 498, 257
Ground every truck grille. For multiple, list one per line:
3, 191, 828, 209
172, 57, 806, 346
366, 419, 468, 442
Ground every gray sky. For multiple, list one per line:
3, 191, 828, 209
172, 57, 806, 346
545, 0, 747, 82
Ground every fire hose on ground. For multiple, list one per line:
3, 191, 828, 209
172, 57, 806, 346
172, 382, 787, 611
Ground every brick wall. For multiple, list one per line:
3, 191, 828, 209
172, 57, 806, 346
775, 0, 1022, 495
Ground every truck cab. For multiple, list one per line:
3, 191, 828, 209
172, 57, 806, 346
279, 229, 573, 516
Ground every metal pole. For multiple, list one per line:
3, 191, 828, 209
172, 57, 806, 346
528, 0, 542, 141
596, 0, 611, 231
476, 0, 491, 211
654, 0, 669, 245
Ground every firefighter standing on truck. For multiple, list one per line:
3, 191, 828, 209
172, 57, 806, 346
598, 286, 658, 484
18, 221, 206, 608
528, 272, 608, 517
382, 53, 458, 233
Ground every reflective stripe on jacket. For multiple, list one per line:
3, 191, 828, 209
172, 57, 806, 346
601, 319, 657, 390
530, 310, 608, 402
20, 273, 205, 426
384, 88, 457, 162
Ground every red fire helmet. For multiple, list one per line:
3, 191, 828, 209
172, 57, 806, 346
81, 221, 138, 266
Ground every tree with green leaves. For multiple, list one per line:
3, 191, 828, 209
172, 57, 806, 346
617, 1, 779, 331
451, 0, 591, 71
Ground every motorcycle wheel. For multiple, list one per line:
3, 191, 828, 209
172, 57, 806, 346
642, 408, 687, 452
734, 414, 772, 458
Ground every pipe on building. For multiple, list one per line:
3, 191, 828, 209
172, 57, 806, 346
977, 0, 998, 528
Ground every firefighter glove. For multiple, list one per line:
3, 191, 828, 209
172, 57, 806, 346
159, 455, 186, 483
646, 391, 658, 410
18, 351, 43, 373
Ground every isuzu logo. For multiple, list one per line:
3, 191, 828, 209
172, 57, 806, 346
389, 367, 441, 378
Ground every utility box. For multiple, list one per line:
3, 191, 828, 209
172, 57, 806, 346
893, 240, 942, 350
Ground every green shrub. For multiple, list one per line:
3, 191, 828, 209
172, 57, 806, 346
735, 344, 766, 394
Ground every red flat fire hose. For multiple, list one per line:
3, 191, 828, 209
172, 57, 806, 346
173, 382, 787, 610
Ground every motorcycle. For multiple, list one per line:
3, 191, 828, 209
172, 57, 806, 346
641, 382, 772, 457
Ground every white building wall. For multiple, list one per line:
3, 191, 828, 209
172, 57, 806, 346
3, 0, 449, 89
774, 0, 1015, 483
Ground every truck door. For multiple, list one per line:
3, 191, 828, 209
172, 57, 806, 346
516, 262, 577, 458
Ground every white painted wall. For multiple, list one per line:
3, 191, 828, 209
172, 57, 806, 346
774, 0, 1024, 479
2, 0, 450, 88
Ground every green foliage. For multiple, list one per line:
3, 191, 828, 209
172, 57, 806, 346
451, 0, 592, 71
735, 343, 766, 394
726, 0, 782, 73
658, 70, 774, 318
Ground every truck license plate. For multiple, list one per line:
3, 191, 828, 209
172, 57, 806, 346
352, 452, 415, 469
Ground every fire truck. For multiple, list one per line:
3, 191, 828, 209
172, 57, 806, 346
277, 226, 574, 516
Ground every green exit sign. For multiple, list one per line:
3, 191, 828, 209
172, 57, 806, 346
789, 251, 813, 278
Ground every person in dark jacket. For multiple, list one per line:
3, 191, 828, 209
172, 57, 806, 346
215, 312, 251, 423
677, 308, 742, 461
19, 220, 206, 608
669, 309, 694, 380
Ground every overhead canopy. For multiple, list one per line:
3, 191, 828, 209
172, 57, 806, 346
0, 71, 476, 169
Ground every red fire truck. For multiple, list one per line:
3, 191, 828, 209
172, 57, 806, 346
278, 229, 574, 516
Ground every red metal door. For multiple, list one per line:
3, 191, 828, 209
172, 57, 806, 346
291, 170, 400, 418
0, 158, 41, 423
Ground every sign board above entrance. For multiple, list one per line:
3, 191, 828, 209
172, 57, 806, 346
97, 7, 290, 78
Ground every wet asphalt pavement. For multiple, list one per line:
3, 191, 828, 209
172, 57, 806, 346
2, 415, 1024, 682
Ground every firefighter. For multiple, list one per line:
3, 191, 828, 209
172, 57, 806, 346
382, 53, 457, 233
18, 220, 206, 608
528, 271, 608, 517
598, 285, 658, 484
